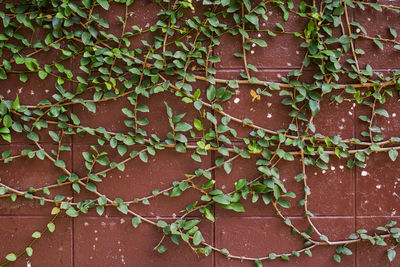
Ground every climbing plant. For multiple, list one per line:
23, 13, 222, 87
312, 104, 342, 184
0, 0, 400, 265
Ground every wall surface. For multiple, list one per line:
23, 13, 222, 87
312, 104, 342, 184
0, 0, 400, 266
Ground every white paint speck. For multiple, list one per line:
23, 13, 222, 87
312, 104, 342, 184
257, 33, 261, 38
339, 165, 344, 170
121, 255, 126, 265
120, 218, 125, 224
250, 50, 255, 54
361, 171, 368, 176
234, 98, 240, 104
331, 166, 335, 171
376, 184, 382, 189
267, 113, 272, 118
322, 170, 326, 174
393, 113, 396, 117
252, 43, 256, 48
84, 222, 89, 227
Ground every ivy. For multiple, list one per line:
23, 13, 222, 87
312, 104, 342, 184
0, 0, 400, 265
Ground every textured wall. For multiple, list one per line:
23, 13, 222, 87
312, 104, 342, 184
0, 0, 400, 266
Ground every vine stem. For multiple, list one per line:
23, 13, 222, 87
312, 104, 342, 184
343, 0, 360, 72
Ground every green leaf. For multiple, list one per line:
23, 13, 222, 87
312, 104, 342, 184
254, 259, 263, 267
12, 96, 20, 110
54, 160, 66, 168
235, 178, 247, 191
27, 132, 39, 142
117, 145, 127, 156
373, 39, 383, 50
389, 150, 398, 161
220, 202, 245, 212
26, 247, 33, 257
369, 3, 382, 11
390, 28, 397, 38
81, 32, 91, 45
388, 249, 396, 262
3, 114, 12, 128
175, 122, 192, 132
5, 253, 17, 261
204, 208, 215, 222
277, 199, 290, 208
193, 119, 203, 131
183, 220, 200, 230
117, 203, 128, 214
139, 151, 148, 163
245, 14, 259, 29
132, 217, 142, 228
156, 244, 167, 254
97, 0, 110, 10
251, 39, 267, 47
32, 231, 41, 238
206, 85, 216, 101
213, 194, 230, 205
47, 222, 55, 232
243, 0, 251, 11
375, 109, 389, 117
38, 70, 48, 79
66, 207, 79, 217
309, 100, 320, 116
85, 182, 97, 192
333, 254, 341, 263
193, 231, 205, 246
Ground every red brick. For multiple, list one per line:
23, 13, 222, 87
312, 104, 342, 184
0, 145, 72, 215
0, 217, 72, 266
356, 152, 400, 216
356, 216, 400, 267
74, 217, 213, 266
73, 145, 212, 217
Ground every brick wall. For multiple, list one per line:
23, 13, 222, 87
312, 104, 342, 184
0, 1, 400, 266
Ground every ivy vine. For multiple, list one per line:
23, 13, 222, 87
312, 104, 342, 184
0, 0, 400, 265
